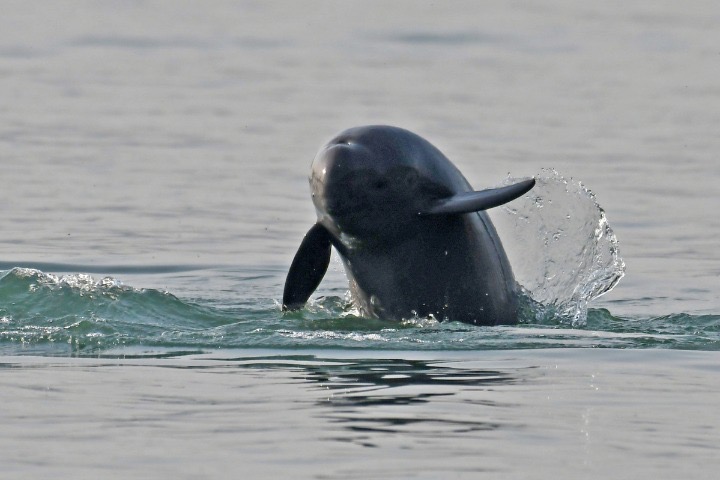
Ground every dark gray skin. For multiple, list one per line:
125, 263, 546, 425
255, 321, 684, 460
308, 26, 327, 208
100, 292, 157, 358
282, 125, 535, 325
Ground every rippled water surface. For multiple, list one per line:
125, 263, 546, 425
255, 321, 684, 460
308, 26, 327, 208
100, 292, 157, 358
1, 1, 719, 478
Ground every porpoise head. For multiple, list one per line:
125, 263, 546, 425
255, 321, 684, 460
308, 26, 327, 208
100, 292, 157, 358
309, 125, 467, 242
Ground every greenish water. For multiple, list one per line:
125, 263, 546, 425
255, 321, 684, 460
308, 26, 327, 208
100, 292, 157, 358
1, 266, 718, 356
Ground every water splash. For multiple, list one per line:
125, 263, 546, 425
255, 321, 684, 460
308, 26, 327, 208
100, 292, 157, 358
492, 169, 626, 325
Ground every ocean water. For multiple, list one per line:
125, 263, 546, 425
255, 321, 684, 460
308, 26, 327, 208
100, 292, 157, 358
1, 1, 719, 478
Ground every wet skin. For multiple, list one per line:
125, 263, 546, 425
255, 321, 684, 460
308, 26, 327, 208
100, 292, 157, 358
283, 125, 535, 325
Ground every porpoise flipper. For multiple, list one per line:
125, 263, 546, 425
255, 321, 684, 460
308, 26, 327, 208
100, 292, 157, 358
282, 223, 332, 311
422, 178, 535, 215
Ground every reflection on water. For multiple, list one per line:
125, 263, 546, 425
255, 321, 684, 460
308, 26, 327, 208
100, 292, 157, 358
3, 350, 720, 479
229, 355, 521, 448
305, 358, 515, 403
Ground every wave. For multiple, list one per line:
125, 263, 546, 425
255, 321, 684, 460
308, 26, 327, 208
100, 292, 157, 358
0, 269, 718, 356
0, 268, 230, 355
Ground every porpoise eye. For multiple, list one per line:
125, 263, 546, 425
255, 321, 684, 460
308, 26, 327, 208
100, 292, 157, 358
404, 170, 418, 188
373, 179, 388, 190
